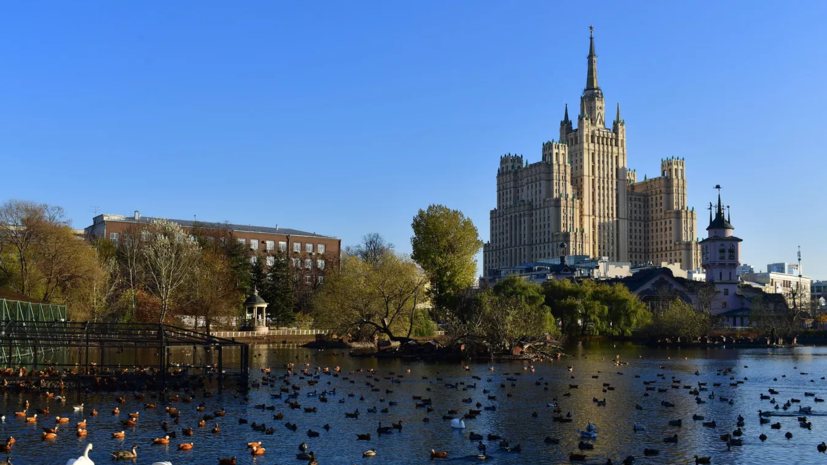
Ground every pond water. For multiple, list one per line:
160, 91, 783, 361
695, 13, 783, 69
3, 342, 827, 464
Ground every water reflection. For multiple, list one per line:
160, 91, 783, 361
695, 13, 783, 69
1, 342, 826, 464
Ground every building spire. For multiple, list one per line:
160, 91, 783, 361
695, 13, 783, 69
616, 103, 621, 122
586, 25, 598, 90
564, 103, 569, 121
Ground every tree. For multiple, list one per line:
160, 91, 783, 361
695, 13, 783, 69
183, 250, 241, 334
348, 233, 394, 266
78, 243, 121, 322
0, 200, 65, 297
751, 296, 798, 340
0, 199, 101, 307
141, 219, 201, 324
312, 251, 428, 341
411, 205, 483, 315
263, 251, 295, 326
543, 279, 650, 336
117, 223, 146, 322
647, 299, 709, 341
444, 283, 559, 359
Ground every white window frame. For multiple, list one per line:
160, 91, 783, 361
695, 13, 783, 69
318, 244, 326, 254
278, 241, 287, 252
250, 239, 259, 250
238, 238, 246, 246
293, 242, 301, 253
317, 259, 325, 270
306, 243, 313, 254
266, 256, 275, 267
109, 232, 119, 244
292, 258, 301, 268
304, 258, 312, 269
250, 256, 257, 264
265, 240, 274, 251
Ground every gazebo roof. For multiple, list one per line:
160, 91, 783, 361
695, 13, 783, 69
244, 294, 267, 306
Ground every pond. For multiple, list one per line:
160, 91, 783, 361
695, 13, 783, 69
2, 341, 826, 464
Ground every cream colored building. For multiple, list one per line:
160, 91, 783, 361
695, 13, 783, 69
483, 28, 701, 279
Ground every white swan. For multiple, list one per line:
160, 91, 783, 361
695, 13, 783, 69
73, 404, 84, 411
151, 462, 173, 465
66, 443, 94, 465
451, 418, 466, 429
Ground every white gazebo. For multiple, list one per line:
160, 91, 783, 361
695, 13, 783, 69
244, 291, 269, 333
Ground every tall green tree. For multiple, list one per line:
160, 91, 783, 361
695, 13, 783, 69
312, 251, 428, 341
544, 279, 650, 336
411, 205, 482, 315
264, 251, 295, 326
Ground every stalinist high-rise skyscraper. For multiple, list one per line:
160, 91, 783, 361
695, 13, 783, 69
483, 28, 701, 279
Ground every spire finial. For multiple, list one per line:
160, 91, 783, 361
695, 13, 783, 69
616, 103, 621, 123
586, 26, 598, 90
714, 184, 723, 215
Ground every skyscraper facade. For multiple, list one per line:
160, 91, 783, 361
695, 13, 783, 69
483, 28, 701, 279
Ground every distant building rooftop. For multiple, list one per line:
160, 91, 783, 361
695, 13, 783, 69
90, 213, 336, 239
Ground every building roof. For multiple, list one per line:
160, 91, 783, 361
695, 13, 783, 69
244, 294, 267, 306
95, 214, 336, 239
699, 235, 743, 244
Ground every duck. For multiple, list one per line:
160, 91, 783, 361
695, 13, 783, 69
377, 423, 393, 435
363, 449, 377, 457
759, 433, 767, 441
112, 431, 126, 439
357, 433, 371, 440
644, 448, 659, 456
297, 452, 315, 460
250, 446, 265, 456
663, 434, 678, 443
218, 457, 236, 465
25, 414, 37, 423
182, 428, 194, 436
110, 444, 138, 460
77, 428, 88, 437
211, 423, 220, 434
469, 432, 483, 440
430, 449, 448, 459
65, 443, 94, 465
178, 443, 194, 450
694, 456, 711, 464
248, 442, 262, 449
633, 423, 646, 432
42, 431, 57, 440
569, 453, 587, 462
152, 435, 170, 445
785, 432, 793, 439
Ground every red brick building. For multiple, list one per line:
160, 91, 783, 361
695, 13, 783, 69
85, 211, 340, 285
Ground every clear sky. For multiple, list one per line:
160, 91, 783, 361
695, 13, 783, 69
1, 2, 826, 278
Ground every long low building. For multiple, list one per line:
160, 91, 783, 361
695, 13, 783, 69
85, 211, 341, 284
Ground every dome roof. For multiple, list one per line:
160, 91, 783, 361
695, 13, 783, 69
244, 294, 267, 306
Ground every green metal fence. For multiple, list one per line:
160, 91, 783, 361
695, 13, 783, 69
0, 299, 67, 363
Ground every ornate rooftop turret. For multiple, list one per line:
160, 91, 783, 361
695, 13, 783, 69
707, 185, 734, 231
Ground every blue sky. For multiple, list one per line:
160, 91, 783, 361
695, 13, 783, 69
1, 2, 826, 278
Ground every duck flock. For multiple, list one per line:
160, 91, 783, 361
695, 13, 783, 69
1, 345, 827, 464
